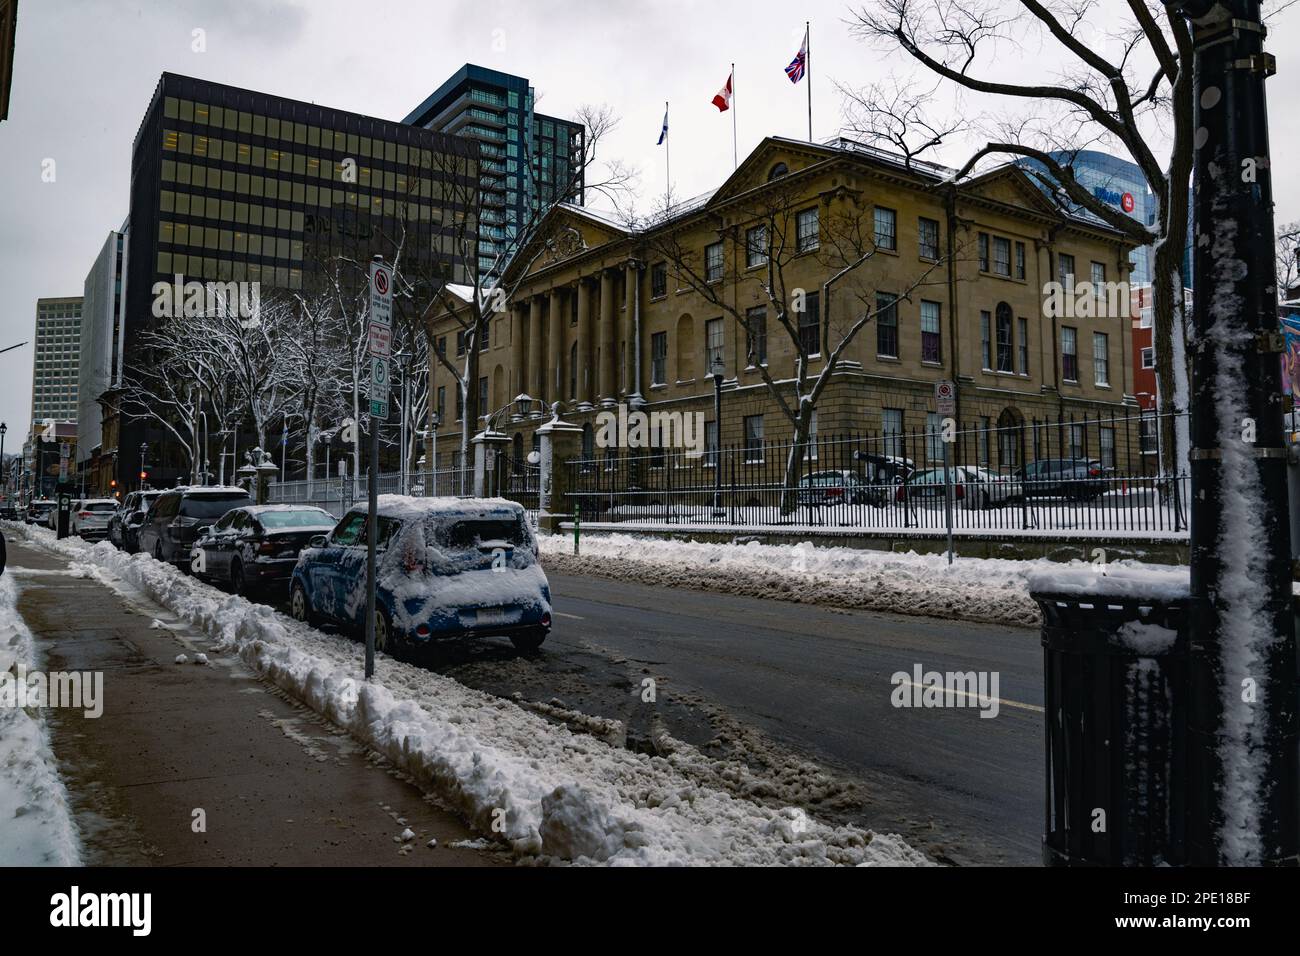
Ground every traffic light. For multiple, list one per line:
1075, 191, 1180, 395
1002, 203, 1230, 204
139, 471, 148, 481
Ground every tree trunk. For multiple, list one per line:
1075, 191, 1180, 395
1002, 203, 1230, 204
780, 410, 813, 516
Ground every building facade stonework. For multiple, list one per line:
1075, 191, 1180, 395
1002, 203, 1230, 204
427, 137, 1139, 471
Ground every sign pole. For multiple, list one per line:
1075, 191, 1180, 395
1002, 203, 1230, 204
365, 255, 394, 680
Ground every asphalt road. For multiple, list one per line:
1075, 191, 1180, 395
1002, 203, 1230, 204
537, 571, 1044, 866
11, 527, 1044, 866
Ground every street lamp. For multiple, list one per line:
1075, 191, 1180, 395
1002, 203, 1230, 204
710, 354, 726, 516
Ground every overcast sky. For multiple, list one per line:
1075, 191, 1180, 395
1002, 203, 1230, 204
1, 0, 1297, 443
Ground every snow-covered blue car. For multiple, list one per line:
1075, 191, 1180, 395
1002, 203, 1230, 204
289, 495, 552, 654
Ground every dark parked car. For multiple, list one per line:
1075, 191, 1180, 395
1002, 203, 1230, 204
797, 470, 880, 507
26, 499, 55, 526
138, 486, 252, 569
1016, 458, 1107, 500
290, 496, 552, 655
190, 505, 336, 595
110, 490, 167, 552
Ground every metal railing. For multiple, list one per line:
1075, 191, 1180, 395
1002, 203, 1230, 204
268, 466, 473, 517
564, 410, 1189, 539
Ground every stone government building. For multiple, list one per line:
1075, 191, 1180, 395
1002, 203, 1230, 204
428, 136, 1139, 473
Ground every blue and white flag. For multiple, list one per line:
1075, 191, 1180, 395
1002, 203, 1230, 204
656, 106, 668, 145
281, 421, 288, 446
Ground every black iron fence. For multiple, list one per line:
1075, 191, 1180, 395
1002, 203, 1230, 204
564, 410, 1188, 538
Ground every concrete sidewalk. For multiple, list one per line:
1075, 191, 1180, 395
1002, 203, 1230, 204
4, 537, 502, 867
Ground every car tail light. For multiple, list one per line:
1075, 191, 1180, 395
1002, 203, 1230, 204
78, 511, 91, 518
541, 612, 552, 628
415, 624, 431, 639
826, 487, 843, 498
258, 541, 277, 555
895, 487, 906, 502
1089, 467, 1100, 477
954, 484, 965, 500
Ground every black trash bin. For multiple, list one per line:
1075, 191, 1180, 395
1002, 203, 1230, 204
1032, 581, 1190, 867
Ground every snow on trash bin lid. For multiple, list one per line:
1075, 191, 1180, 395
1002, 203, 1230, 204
1026, 561, 1190, 601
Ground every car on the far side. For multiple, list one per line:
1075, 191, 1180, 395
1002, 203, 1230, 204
70, 499, 118, 539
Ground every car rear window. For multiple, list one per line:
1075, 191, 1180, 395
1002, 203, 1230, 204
181, 494, 251, 519
84, 503, 116, 512
434, 516, 529, 549
259, 510, 334, 529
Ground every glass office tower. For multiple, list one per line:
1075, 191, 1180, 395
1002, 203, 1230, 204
404, 64, 585, 277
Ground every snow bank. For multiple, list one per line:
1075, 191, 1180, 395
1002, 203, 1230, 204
538, 532, 1187, 628
0, 570, 83, 865
8, 524, 926, 867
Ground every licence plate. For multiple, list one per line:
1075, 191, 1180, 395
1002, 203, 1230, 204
472, 607, 507, 626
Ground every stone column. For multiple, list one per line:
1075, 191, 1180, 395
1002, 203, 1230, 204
527, 296, 544, 403
510, 302, 525, 404
626, 260, 645, 409
577, 278, 594, 411
536, 412, 585, 534
548, 288, 564, 404
598, 269, 616, 407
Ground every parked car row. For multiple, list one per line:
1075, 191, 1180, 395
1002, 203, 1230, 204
795, 456, 1111, 510
101, 486, 552, 655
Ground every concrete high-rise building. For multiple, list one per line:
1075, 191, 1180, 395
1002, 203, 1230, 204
77, 227, 128, 487
404, 64, 585, 277
117, 72, 474, 489
31, 296, 83, 425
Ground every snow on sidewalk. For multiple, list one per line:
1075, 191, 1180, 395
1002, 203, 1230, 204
5, 523, 927, 867
0, 570, 83, 865
538, 531, 1187, 627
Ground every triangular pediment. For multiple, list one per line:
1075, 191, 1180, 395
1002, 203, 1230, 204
705, 137, 839, 207
507, 204, 629, 283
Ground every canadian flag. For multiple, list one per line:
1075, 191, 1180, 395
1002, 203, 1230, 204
711, 70, 733, 112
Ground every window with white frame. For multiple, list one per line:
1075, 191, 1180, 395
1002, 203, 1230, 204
705, 317, 724, 371
1062, 326, 1078, 381
1141, 346, 1155, 369
882, 408, 904, 459
920, 300, 942, 363
992, 237, 1011, 276
996, 302, 1014, 372
651, 331, 667, 385
796, 208, 819, 253
745, 224, 768, 268
705, 241, 724, 282
1093, 331, 1110, 386
744, 414, 764, 462
874, 207, 897, 250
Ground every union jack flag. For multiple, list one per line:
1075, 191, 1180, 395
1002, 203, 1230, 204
785, 34, 807, 84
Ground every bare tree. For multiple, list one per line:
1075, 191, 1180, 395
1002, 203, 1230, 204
838, 74, 968, 170
647, 177, 947, 512
851, 0, 1199, 476
411, 105, 634, 467
1278, 222, 1300, 301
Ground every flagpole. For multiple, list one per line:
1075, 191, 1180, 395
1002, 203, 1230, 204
805, 21, 812, 142
731, 63, 738, 170
664, 100, 671, 203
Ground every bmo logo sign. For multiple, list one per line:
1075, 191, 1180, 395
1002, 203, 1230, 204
1094, 185, 1136, 214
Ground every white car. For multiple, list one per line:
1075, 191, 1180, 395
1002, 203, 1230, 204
70, 498, 118, 539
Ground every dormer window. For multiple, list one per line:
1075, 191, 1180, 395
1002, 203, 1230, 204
768, 162, 789, 181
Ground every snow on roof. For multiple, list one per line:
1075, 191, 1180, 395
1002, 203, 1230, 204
242, 504, 335, 514
177, 485, 250, 496
443, 283, 496, 307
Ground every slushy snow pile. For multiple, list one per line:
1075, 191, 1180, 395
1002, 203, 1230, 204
9, 524, 925, 866
0, 572, 82, 865
538, 532, 1187, 627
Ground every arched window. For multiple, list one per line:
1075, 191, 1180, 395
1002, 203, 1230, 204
768, 162, 789, 181
996, 407, 1023, 471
